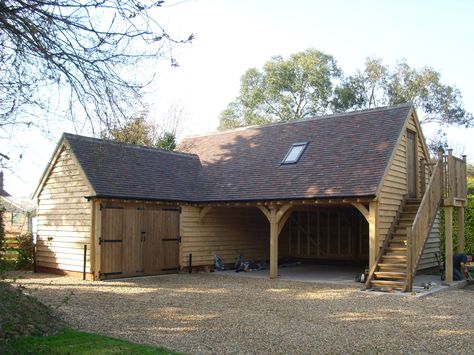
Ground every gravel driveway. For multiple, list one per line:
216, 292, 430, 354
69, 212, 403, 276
8, 272, 474, 354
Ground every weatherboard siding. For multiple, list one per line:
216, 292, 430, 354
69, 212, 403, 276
377, 113, 439, 269
36, 146, 93, 273
418, 214, 440, 270
180, 206, 269, 268
377, 128, 408, 246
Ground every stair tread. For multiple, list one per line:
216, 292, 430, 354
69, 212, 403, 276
374, 271, 406, 279
370, 280, 405, 288
366, 198, 422, 292
377, 267, 406, 271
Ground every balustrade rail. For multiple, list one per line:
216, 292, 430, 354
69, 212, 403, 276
405, 159, 442, 291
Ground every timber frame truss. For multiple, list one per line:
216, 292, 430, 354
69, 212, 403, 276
196, 197, 377, 279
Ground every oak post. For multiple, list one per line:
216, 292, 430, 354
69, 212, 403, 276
457, 207, 465, 253
405, 227, 413, 292
438, 150, 444, 198
269, 207, 278, 279
462, 155, 467, 198
368, 201, 378, 270
420, 158, 426, 196
444, 206, 453, 283
447, 149, 454, 199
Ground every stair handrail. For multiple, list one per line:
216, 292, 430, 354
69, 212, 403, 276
363, 194, 409, 289
404, 157, 443, 292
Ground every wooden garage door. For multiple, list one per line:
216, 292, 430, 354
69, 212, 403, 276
143, 208, 180, 275
100, 204, 180, 279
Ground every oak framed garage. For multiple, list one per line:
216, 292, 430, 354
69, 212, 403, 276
33, 104, 466, 291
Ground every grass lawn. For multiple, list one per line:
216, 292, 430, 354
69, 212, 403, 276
2, 328, 178, 355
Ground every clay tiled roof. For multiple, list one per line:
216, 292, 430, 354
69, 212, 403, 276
63, 134, 202, 201
178, 104, 412, 201
59, 104, 412, 202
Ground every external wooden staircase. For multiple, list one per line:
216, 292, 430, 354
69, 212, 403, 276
365, 150, 467, 292
367, 199, 420, 291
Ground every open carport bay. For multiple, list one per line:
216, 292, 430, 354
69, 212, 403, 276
8, 271, 473, 354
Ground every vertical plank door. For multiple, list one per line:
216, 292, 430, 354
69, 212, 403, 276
143, 208, 180, 275
160, 209, 181, 273
100, 206, 125, 279
121, 207, 144, 277
143, 209, 163, 275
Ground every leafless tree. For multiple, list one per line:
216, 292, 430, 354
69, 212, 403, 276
0, 0, 192, 165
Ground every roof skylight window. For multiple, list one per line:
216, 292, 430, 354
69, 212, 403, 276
282, 142, 308, 164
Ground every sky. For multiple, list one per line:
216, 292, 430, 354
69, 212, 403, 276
4, 0, 474, 196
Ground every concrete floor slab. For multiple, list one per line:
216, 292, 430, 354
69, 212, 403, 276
219, 263, 457, 296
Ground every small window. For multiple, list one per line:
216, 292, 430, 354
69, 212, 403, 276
11, 212, 22, 225
282, 142, 308, 164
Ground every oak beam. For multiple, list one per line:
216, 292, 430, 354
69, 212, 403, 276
351, 203, 369, 222
277, 206, 294, 235
199, 206, 212, 223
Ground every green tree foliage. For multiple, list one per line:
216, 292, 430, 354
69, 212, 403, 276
0, 208, 5, 267
465, 197, 474, 257
440, 196, 474, 260
156, 132, 177, 151
467, 164, 474, 195
334, 58, 473, 128
105, 117, 154, 146
219, 50, 473, 135
219, 49, 341, 130
15, 233, 34, 270
104, 116, 176, 151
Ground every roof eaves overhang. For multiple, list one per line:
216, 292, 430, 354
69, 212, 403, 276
85, 195, 193, 204
84, 194, 377, 206
32, 134, 97, 200
190, 194, 377, 206
32, 137, 67, 200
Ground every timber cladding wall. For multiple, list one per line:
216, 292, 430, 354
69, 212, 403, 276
36, 146, 93, 273
180, 206, 269, 268
378, 114, 428, 244
419, 214, 441, 269
377, 113, 439, 270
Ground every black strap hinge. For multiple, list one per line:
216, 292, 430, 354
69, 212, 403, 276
99, 238, 123, 245
162, 237, 181, 242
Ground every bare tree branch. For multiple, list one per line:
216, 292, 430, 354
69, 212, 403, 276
0, 0, 193, 167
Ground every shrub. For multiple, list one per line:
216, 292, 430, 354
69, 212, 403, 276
440, 195, 474, 261
0, 208, 5, 272
15, 233, 35, 270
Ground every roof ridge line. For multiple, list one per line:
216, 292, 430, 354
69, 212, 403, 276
62, 133, 199, 159
182, 103, 413, 139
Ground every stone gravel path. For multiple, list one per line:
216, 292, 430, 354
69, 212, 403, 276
8, 272, 474, 354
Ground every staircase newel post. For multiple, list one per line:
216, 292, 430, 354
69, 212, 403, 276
405, 226, 413, 292
437, 149, 444, 198
447, 149, 454, 199
420, 158, 426, 197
